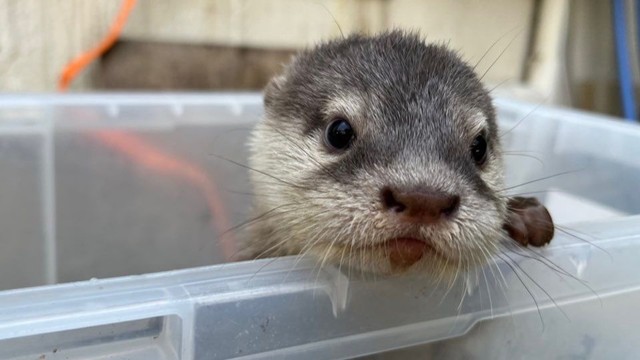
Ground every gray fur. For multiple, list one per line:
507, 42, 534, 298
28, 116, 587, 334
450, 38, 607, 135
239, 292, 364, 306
241, 30, 507, 278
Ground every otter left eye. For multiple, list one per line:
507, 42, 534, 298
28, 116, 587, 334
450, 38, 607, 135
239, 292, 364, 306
471, 134, 488, 166
325, 118, 355, 151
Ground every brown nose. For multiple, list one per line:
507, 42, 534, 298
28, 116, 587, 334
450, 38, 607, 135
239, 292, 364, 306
381, 186, 460, 224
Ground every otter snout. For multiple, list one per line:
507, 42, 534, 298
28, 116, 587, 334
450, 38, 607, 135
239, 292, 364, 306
380, 186, 460, 224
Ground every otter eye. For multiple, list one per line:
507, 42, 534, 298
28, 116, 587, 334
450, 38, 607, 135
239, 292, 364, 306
471, 134, 488, 166
325, 118, 354, 150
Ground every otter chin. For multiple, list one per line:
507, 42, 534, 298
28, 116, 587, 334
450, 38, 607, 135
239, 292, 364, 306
373, 237, 453, 273
238, 30, 554, 278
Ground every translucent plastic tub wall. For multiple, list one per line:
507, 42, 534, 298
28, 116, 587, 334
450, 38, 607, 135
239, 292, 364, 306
0, 94, 639, 359
0, 94, 263, 289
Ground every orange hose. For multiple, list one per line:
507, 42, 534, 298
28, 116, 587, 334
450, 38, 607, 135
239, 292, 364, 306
58, 0, 236, 261
58, 0, 137, 91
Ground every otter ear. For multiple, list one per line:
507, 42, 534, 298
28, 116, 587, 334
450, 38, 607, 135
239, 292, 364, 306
264, 74, 286, 107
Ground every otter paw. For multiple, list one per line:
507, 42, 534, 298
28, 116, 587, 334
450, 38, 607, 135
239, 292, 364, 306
503, 196, 554, 247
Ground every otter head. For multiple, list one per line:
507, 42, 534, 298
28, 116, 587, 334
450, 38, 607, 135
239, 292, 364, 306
246, 31, 507, 278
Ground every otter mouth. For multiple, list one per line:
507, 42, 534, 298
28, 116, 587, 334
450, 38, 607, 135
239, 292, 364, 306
375, 237, 444, 271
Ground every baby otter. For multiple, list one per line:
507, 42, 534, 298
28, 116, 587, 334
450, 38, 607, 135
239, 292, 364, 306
240, 31, 553, 276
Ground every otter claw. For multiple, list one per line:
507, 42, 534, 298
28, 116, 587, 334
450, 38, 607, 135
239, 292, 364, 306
503, 196, 554, 247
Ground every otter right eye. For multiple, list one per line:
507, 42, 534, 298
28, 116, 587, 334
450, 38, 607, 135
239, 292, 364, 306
325, 118, 354, 150
471, 134, 488, 166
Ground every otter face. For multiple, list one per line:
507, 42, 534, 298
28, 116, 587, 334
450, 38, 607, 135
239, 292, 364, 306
247, 31, 507, 277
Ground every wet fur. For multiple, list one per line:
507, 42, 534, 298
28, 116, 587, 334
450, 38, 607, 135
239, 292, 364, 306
241, 30, 508, 278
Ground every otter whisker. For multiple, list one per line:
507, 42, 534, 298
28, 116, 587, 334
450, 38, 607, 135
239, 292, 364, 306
502, 152, 545, 167
250, 217, 316, 261
268, 126, 343, 183
498, 189, 563, 198
440, 246, 463, 306
483, 247, 506, 288
422, 259, 449, 303
487, 77, 511, 94
245, 179, 335, 197
359, 233, 366, 280
291, 218, 342, 275
428, 250, 455, 302
479, 28, 523, 81
249, 210, 330, 280
212, 154, 316, 191
500, 250, 570, 321
458, 266, 470, 312
503, 240, 573, 279
222, 202, 306, 239
555, 224, 611, 258
452, 272, 468, 333
283, 243, 322, 284
481, 266, 494, 318
337, 236, 350, 275
208, 127, 256, 150
289, 213, 336, 259
312, 0, 345, 38
313, 220, 355, 285
222, 195, 344, 246
467, 245, 482, 306
472, 25, 522, 71
503, 242, 603, 306
313, 237, 338, 291
502, 242, 574, 279
216, 204, 314, 262
338, 216, 360, 278
498, 168, 586, 193
469, 246, 490, 313
246, 256, 285, 285
499, 101, 545, 138
347, 233, 355, 280
250, 233, 321, 283
485, 241, 511, 285
223, 188, 336, 199
278, 213, 341, 283
495, 252, 546, 330
476, 242, 501, 290
503, 149, 546, 156
488, 255, 518, 331
223, 189, 266, 197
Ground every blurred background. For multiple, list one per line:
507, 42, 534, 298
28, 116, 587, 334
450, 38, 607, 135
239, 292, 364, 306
0, 0, 635, 119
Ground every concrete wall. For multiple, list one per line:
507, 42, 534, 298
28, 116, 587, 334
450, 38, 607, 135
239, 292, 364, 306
0, 0, 534, 92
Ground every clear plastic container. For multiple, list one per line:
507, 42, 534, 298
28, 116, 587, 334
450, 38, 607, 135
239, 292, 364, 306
0, 94, 638, 359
